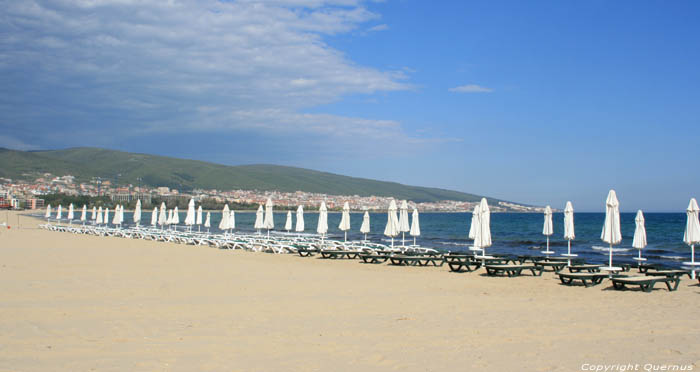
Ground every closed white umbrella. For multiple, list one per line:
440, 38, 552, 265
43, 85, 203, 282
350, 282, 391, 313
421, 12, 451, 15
398, 200, 410, 246
228, 210, 236, 232
80, 204, 87, 225
185, 199, 195, 229
45, 204, 52, 220
542, 205, 554, 255
166, 208, 173, 226
104, 208, 109, 226
562, 201, 576, 261
317, 201, 328, 247
112, 205, 120, 225
632, 210, 647, 264
67, 203, 74, 224
56, 205, 63, 220
151, 206, 158, 226
338, 201, 351, 241
409, 208, 420, 245
285, 211, 293, 232
264, 198, 274, 236
474, 198, 492, 257
254, 204, 264, 234
409, 208, 420, 246
204, 212, 211, 232
172, 206, 179, 228
383, 200, 400, 248
219, 204, 230, 232
683, 198, 700, 279
360, 210, 370, 241
295, 205, 305, 233
133, 200, 142, 227
119, 204, 125, 227
601, 190, 622, 270
468, 204, 479, 241
158, 202, 167, 228
96, 207, 103, 225
196, 205, 203, 231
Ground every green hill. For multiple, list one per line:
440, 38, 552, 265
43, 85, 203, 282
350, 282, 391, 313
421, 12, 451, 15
0, 147, 501, 203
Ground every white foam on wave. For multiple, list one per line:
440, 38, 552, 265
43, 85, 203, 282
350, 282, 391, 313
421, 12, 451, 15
439, 242, 471, 246
659, 255, 685, 261
591, 245, 631, 253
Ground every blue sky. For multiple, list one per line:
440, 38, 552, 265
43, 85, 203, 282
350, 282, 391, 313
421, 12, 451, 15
1, 0, 698, 212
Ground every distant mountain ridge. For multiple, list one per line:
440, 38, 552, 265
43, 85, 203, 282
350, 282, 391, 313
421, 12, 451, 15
0, 147, 504, 204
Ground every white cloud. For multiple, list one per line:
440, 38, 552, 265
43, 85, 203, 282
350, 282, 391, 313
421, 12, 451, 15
0, 0, 419, 149
368, 23, 389, 32
449, 84, 493, 93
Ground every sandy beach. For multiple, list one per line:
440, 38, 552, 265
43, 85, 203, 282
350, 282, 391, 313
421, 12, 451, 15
0, 211, 698, 372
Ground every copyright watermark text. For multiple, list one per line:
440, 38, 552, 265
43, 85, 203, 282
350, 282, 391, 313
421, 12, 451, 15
581, 364, 694, 372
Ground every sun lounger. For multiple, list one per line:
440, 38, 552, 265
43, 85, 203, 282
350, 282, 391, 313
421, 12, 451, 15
637, 264, 657, 273
296, 247, 319, 257
610, 276, 680, 292
358, 253, 390, 264
534, 261, 567, 273
517, 255, 540, 264
558, 272, 609, 287
643, 269, 691, 279
484, 264, 543, 277
319, 250, 360, 259
388, 255, 445, 267
567, 264, 602, 273
444, 255, 482, 272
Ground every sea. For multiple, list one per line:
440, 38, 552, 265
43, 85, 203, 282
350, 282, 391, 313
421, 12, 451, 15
67, 211, 696, 269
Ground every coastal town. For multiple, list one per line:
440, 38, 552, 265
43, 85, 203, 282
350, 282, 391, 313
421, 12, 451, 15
0, 173, 545, 213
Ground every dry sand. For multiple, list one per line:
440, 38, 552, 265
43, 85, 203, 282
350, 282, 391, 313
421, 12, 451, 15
1, 211, 698, 372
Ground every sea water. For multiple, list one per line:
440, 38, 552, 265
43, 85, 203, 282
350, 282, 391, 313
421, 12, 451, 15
110, 211, 693, 268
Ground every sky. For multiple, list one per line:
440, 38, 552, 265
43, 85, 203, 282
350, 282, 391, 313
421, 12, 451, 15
1, 0, 699, 212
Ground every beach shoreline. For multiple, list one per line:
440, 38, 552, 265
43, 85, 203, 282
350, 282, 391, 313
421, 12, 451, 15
1, 211, 698, 371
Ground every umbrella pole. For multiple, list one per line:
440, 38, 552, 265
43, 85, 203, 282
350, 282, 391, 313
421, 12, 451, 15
413, 237, 416, 246
364, 233, 367, 242
567, 240, 572, 266
344, 231, 347, 242
609, 243, 613, 268
692, 244, 696, 279
402, 232, 405, 246
391, 237, 394, 248
546, 236, 549, 254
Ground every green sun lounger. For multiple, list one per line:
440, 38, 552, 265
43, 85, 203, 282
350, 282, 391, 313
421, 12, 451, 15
558, 272, 609, 287
296, 247, 319, 257
358, 253, 390, 264
319, 250, 360, 259
637, 264, 657, 273
610, 276, 680, 292
643, 269, 691, 279
484, 264, 543, 277
534, 261, 567, 273
388, 255, 445, 267
445, 255, 482, 272
567, 264, 603, 273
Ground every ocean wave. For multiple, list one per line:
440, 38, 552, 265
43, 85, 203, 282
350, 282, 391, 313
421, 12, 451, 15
659, 255, 685, 261
591, 245, 631, 253
439, 242, 471, 246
